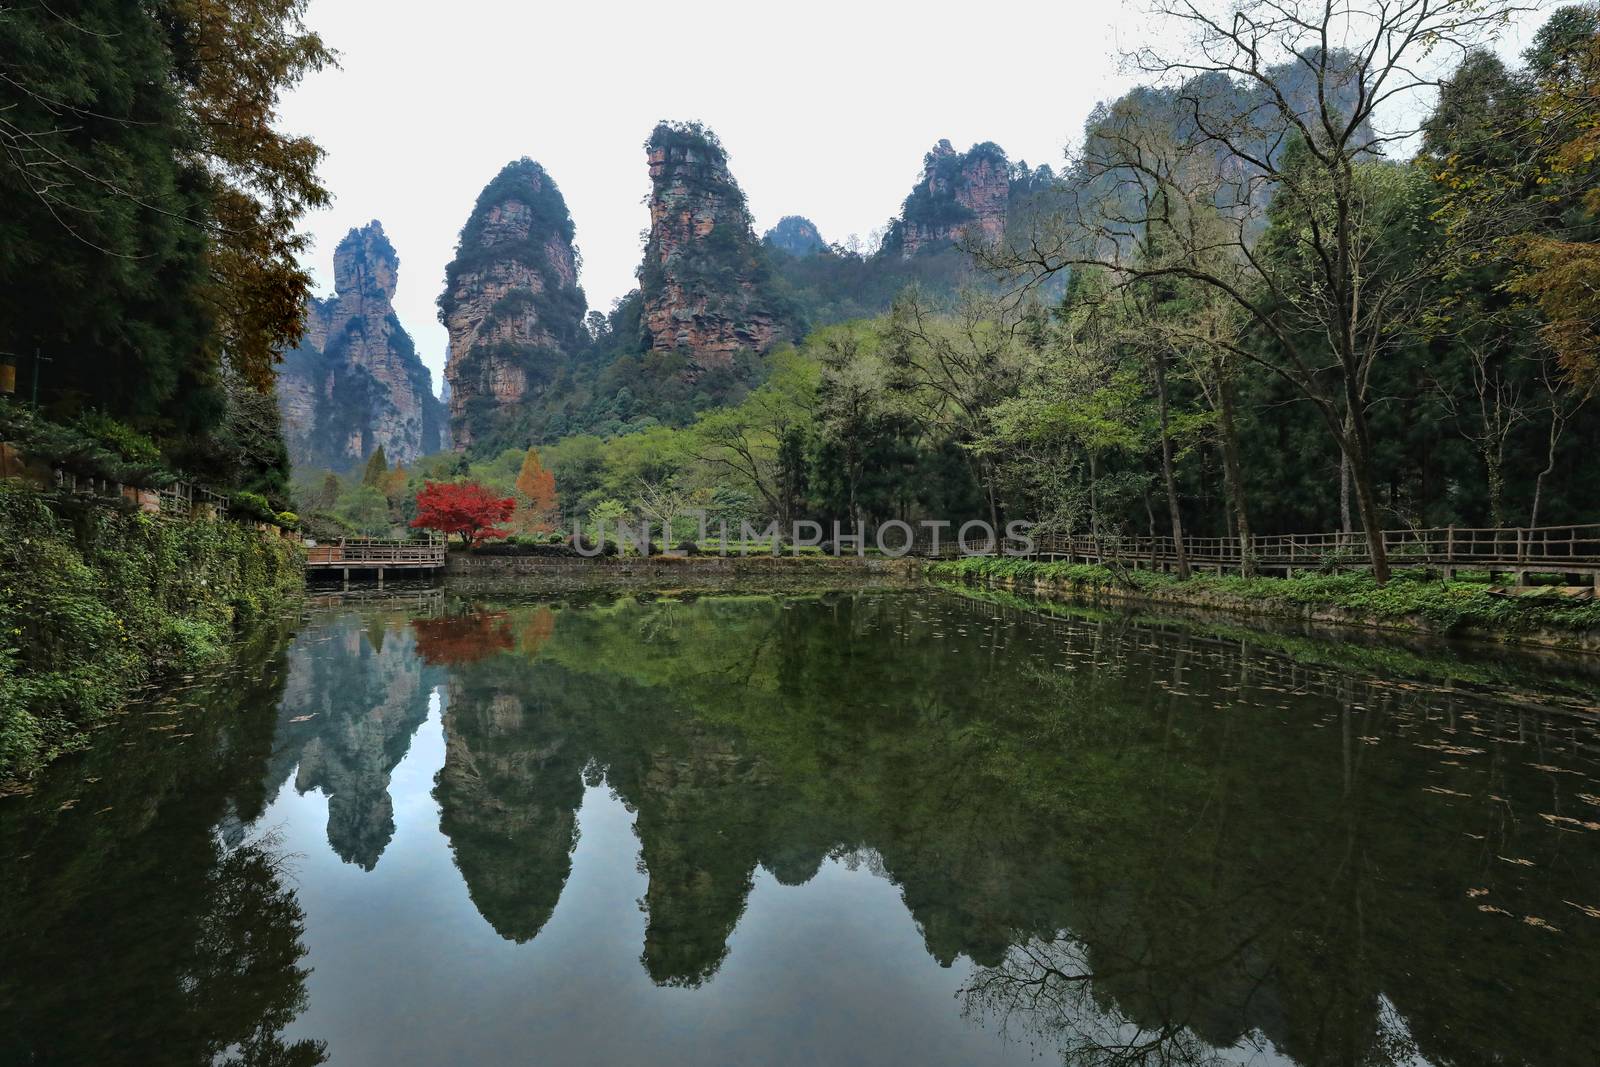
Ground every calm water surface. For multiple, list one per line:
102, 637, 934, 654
3, 587, 1599, 1066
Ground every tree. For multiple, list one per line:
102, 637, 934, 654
410, 481, 514, 546
361, 446, 389, 488
309, 472, 342, 514
335, 484, 389, 536
983, 276, 1152, 540
883, 291, 1023, 530
1501, 8, 1600, 438
1427, 5, 1600, 526
0, 0, 331, 448
513, 448, 559, 534
684, 349, 818, 528
166, 0, 335, 391
986, 0, 1519, 582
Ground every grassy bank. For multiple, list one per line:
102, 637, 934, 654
0, 483, 303, 780
928, 557, 1600, 652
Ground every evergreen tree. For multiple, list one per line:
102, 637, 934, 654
361, 446, 389, 488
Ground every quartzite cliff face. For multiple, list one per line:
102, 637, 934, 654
890, 139, 1011, 258
276, 221, 444, 470
639, 123, 780, 374
440, 159, 587, 452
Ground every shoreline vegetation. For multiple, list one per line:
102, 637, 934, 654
0, 482, 303, 783
928, 557, 1600, 656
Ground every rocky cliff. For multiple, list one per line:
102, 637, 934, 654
439, 159, 587, 452
276, 221, 444, 470
639, 122, 781, 374
887, 139, 1011, 258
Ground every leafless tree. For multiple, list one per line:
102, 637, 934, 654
1529, 352, 1594, 528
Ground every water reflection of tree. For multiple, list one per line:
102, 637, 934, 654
0, 629, 326, 1065
961, 935, 1229, 1067
426, 591, 1600, 1065
411, 608, 513, 665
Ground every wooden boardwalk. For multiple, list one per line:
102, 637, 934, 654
304, 537, 446, 584
1021, 524, 1600, 587
922, 523, 1600, 588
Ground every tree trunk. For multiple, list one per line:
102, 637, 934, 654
1217, 373, 1253, 576
1339, 411, 1353, 542
1153, 349, 1190, 578
1345, 406, 1391, 584
1484, 446, 1506, 530
1087, 451, 1101, 541
1530, 418, 1557, 529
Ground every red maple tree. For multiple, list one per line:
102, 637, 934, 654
410, 481, 514, 546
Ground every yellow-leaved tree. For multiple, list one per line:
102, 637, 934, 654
513, 448, 559, 534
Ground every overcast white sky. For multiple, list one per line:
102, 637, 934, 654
279, 0, 1550, 396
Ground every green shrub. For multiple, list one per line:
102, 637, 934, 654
0, 399, 174, 486
231, 490, 273, 520
0, 482, 303, 780
74, 410, 162, 464
928, 557, 1600, 636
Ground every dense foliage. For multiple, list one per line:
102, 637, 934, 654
0, 483, 303, 779
0, 0, 330, 505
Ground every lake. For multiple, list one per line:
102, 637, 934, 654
3, 586, 1598, 1066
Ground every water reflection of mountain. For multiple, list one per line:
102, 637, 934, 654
430, 592, 1600, 1067
266, 612, 444, 870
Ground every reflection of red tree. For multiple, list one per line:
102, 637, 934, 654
411, 611, 513, 665
515, 607, 557, 658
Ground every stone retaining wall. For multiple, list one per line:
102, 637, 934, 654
444, 553, 922, 590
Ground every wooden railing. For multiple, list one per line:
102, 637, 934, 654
920, 523, 1600, 575
304, 536, 446, 569
51, 468, 240, 520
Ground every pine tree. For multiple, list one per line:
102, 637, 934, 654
361, 446, 389, 488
